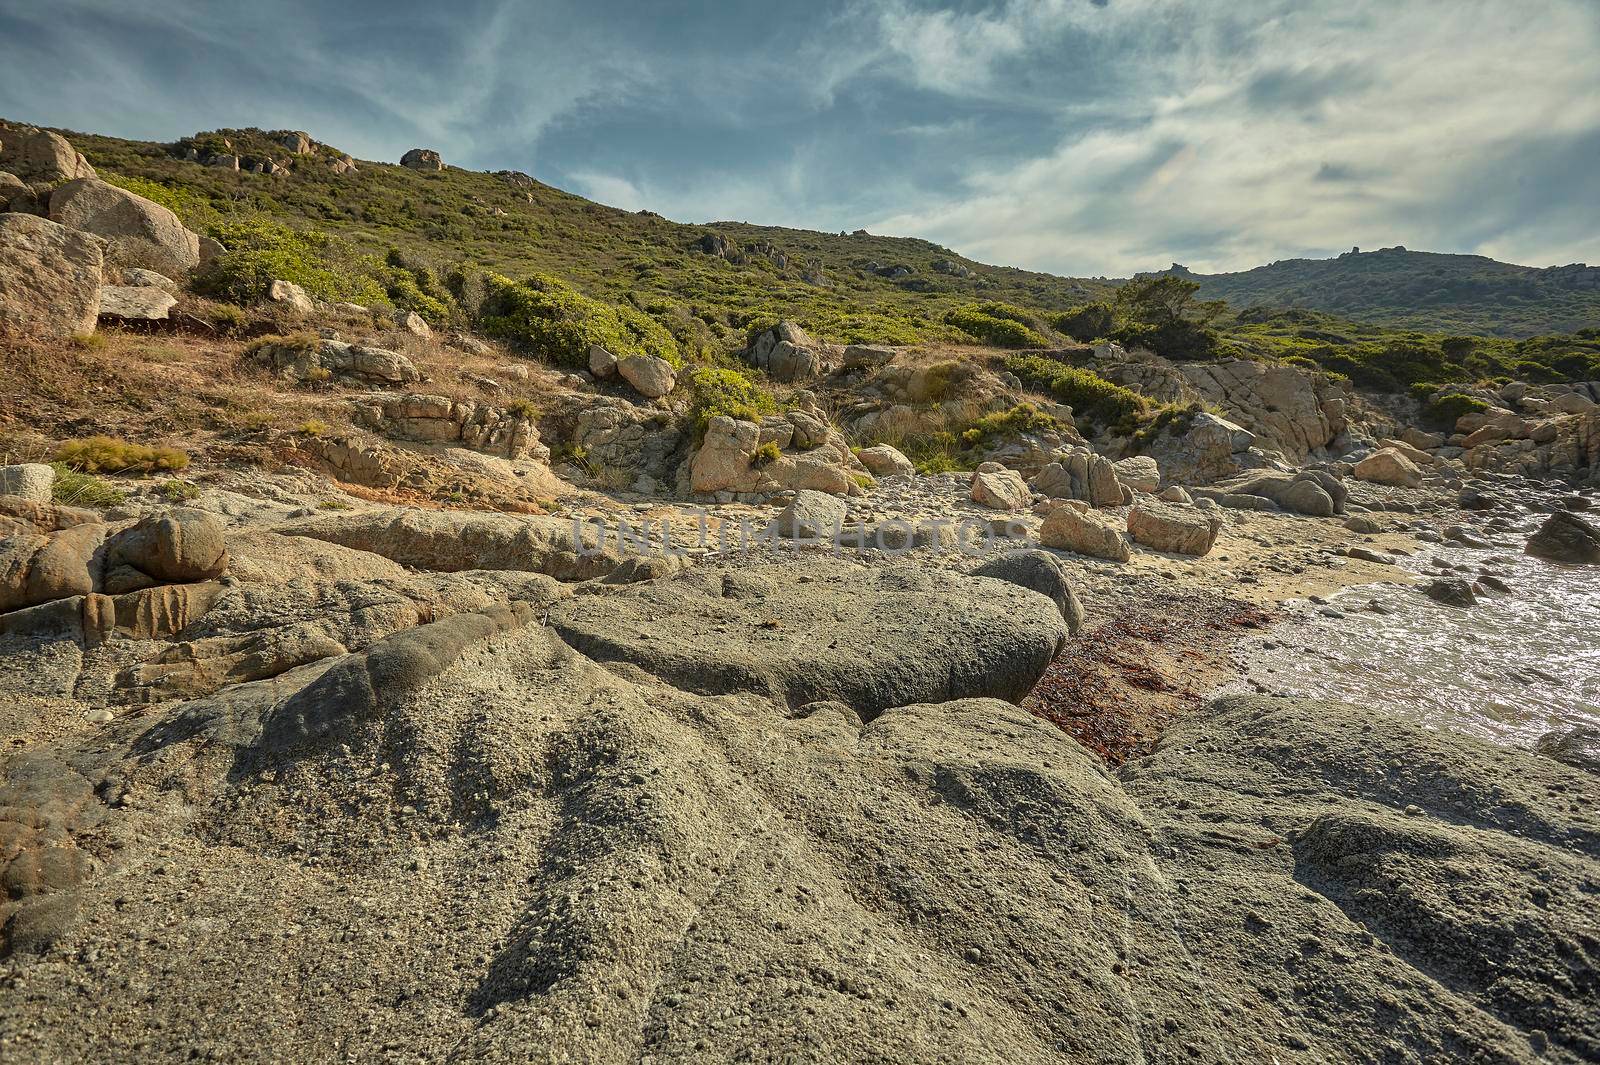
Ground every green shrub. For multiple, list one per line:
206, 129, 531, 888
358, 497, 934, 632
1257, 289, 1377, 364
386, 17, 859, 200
899, 431, 969, 474
751, 441, 782, 467
193, 217, 387, 307
959, 403, 1066, 447
1112, 319, 1219, 361
481, 273, 681, 368
156, 479, 201, 502
49, 464, 127, 508
1423, 393, 1489, 427
919, 360, 969, 402
1003, 354, 1148, 426
945, 303, 1049, 348
52, 437, 189, 475
686, 366, 778, 438
1052, 302, 1114, 342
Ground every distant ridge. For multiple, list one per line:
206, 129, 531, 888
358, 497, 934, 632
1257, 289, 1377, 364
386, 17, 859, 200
1145, 247, 1600, 339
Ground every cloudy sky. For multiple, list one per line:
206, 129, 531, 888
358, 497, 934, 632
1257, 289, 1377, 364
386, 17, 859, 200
4, 0, 1598, 276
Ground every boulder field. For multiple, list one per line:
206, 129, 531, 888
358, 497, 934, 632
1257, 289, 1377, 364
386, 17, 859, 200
0, 493, 1594, 1064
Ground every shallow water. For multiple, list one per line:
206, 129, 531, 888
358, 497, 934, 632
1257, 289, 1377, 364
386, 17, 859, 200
1238, 502, 1600, 749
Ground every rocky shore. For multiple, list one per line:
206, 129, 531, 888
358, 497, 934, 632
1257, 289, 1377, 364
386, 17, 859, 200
2, 119, 1599, 1062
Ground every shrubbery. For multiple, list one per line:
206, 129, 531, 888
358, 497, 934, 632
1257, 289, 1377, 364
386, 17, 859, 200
49, 464, 127, 508
52, 437, 190, 475
686, 366, 779, 437
959, 403, 1066, 447
193, 218, 387, 307
1052, 302, 1114, 342
1003, 354, 1148, 426
1423, 393, 1489, 427
945, 303, 1050, 348
481, 273, 680, 368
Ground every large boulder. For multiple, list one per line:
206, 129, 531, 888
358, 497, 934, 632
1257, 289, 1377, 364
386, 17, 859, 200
856, 444, 914, 478
252, 337, 419, 386
746, 320, 825, 382
1039, 503, 1130, 561
0, 464, 54, 504
1354, 448, 1424, 488
46, 178, 201, 277
688, 413, 867, 497
971, 549, 1086, 633
1112, 455, 1160, 493
400, 148, 443, 171
771, 490, 847, 539
267, 279, 315, 312
617, 354, 676, 398
1030, 448, 1123, 507
970, 462, 1030, 511
96, 284, 176, 321
1127, 501, 1223, 557
1525, 511, 1600, 564
0, 214, 105, 337
0, 126, 95, 184
549, 560, 1069, 714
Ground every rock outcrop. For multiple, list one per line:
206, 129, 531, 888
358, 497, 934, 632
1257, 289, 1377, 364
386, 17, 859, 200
688, 412, 870, 498
1038, 502, 1130, 561
1030, 448, 1125, 507
46, 178, 201, 277
251, 337, 420, 386
1525, 510, 1600, 564
0, 126, 96, 184
400, 148, 443, 171
745, 320, 827, 382
351, 393, 550, 461
0, 214, 104, 337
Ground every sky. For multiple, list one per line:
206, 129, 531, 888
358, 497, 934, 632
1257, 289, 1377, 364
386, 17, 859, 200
3, 0, 1598, 277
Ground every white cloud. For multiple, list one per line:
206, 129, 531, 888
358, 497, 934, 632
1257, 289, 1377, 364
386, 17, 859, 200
866, 0, 1600, 274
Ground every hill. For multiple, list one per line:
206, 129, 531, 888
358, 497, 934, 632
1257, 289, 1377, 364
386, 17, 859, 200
46, 123, 1112, 353
1150, 249, 1600, 339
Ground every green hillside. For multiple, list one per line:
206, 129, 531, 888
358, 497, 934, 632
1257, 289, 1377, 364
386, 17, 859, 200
50, 124, 1113, 353
14, 121, 1600, 390
1151, 248, 1600, 339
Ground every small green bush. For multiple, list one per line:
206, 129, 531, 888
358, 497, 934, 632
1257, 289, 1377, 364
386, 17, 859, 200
1424, 393, 1489, 427
959, 403, 1066, 447
481, 273, 681, 368
52, 437, 189, 475
686, 366, 778, 438
193, 217, 387, 307
49, 464, 127, 508
751, 441, 782, 467
945, 304, 1049, 348
156, 479, 201, 502
1052, 302, 1114, 342
1003, 354, 1148, 426
1112, 319, 1219, 361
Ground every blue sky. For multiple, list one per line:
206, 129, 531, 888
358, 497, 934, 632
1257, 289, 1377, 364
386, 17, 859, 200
3, 0, 1598, 276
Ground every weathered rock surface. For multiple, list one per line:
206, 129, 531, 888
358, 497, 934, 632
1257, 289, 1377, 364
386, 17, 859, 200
549, 560, 1068, 714
1039, 503, 1130, 561
771, 489, 847, 539
688, 413, 868, 497
1126, 501, 1223, 556
1111, 455, 1160, 493
1354, 447, 1424, 488
1029, 448, 1123, 507
266, 278, 314, 312
252, 337, 419, 386
351, 393, 549, 461
0, 214, 105, 337
275, 508, 675, 582
969, 462, 1030, 511
971, 549, 1086, 633
0, 464, 54, 504
46, 178, 201, 277
96, 284, 176, 321
745, 320, 826, 382
0, 126, 95, 184
1525, 510, 1600, 564
1197, 469, 1347, 517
